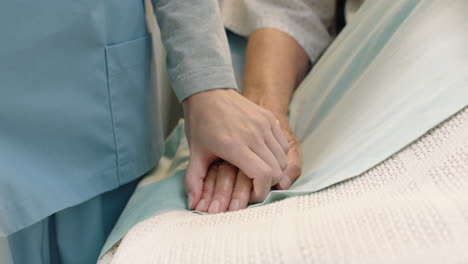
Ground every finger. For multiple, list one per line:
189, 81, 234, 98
220, 146, 272, 203
195, 165, 218, 212
249, 174, 270, 203
208, 162, 237, 214
229, 171, 253, 211
270, 118, 289, 154
276, 164, 301, 190
220, 144, 269, 184
251, 143, 283, 186
265, 131, 288, 171
276, 139, 302, 190
185, 152, 214, 210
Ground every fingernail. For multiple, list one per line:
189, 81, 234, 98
229, 200, 240, 211
196, 199, 209, 211
279, 177, 291, 189
208, 200, 220, 214
187, 193, 193, 210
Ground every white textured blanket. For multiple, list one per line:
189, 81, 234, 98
99, 0, 468, 262
100, 107, 468, 264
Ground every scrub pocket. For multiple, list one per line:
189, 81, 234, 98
105, 36, 157, 184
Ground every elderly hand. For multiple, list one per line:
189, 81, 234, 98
195, 161, 252, 213
274, 114, 302, 190
183, 88, 289, 210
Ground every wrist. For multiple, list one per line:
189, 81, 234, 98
242, 90, 289, 117
183, 88, 237, 110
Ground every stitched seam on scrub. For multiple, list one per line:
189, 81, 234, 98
104, 48, 121, 185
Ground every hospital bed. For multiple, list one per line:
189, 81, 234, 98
99, 0, 468, 263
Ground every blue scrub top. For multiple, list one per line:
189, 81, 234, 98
0, 0, 164, 236
0, 0, 237, 236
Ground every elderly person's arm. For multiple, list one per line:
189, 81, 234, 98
242, 28, 309, 190
194, 0, 335, 213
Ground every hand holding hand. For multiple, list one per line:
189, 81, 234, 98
183, 88, 289, 210
195, 114, 301, 214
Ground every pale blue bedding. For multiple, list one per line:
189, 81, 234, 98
100, 0, 468, 257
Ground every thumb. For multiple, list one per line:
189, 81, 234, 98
184, 152, 212, 210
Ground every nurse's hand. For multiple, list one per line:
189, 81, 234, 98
183, 88, 289, 210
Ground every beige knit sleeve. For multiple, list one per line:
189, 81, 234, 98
220, 0, 335, 62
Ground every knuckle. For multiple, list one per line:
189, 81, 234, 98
241, 188, 252, 198
280, 158, 288, 170
272, 169, 283, 184
231, 191, 247, 201
246, 127, 259, 138
287, 137, 301, 153
291, 164, 302, 177
219, 162, 237, 176
272, 165, 282, 176
252, 132, 265, 145
281, 164, 288, 172
218, 162, 230, 171
220, 183, 232, 194
215, 186, 231, 196
240, 188, 251, 198
260, 166, 273, 180
265, 111, 276, 122
289, 137, 300, 146
244, 128, 263, 145
263, 117, 272, 128
201, 182, 212, 193
200, 191, 212, 199
212, 193, 228, 203
254, 115, 270, 129
208, 165, 219, 174
233, 184, 251, 198
283, 142, 291, 153
221, 137, 243, 154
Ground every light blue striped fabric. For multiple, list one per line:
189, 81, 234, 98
100, 0, 468, 257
